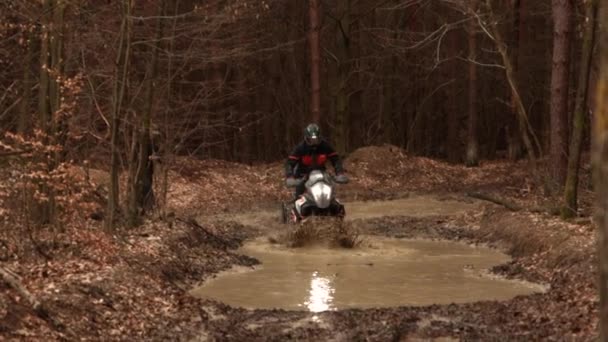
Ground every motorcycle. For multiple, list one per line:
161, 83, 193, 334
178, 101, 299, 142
281, 170, 348, 224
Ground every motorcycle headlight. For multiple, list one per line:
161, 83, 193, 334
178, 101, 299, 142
310, 185, 322, 198
311, 184, 330, 196
310, 183, 332, 208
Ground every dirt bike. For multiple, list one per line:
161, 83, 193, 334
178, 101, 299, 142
281, 170, 348, 224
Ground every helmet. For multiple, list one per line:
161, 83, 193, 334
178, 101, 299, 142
304, 123, 321, 146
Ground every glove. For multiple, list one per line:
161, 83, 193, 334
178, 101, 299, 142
285, 177, 302, 188
334, 173, 349, 184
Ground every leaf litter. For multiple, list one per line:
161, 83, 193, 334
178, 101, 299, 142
0, 145, 599, 340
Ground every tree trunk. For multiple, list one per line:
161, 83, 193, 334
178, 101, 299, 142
128, 0, 164, 227
466, 0, 479, 167
381, 58, 396, 145
50, 0, 66, 163
264, 52, 281, 160
49, 0, 65, 126
105, 0, 132, 230
377, 6, 395, 145
507, 0, 524, 160
18, 29, 36, 134
446, 28, 460, 163
38, 0, 52, 132
594, 1, 608, 338
562, 0, 597, 218
334, 0, 350, 155
36, 0, 65, 225
485, 0, 541, 160
308, 0, 321, 124
158, 0, 180, 215
46, 0, 66, 227
549, 0, 573, 189
237, 69, 252, 163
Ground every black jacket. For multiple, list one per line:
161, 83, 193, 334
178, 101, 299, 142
285, 140, 344, 177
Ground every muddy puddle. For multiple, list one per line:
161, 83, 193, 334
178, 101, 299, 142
191, 236, 545, 312
345, 196, 478, 220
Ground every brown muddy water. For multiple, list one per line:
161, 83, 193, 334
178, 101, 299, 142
191, 236, 545, 312
345, 196, 478, 220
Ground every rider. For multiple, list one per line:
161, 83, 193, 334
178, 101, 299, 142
285, 123, 348, 199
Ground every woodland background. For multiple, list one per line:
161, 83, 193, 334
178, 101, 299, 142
0, 0, 599, 226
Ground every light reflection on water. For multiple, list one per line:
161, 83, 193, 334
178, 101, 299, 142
304, 272, 335, 312
191, 237, 545, 311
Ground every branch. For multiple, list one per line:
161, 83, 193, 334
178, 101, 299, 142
81, 48, 111, 132
466, 192, 522, 211
456, 56, 505, 69
128, 11, 194, 21
0, 149, 33, 158
0, 80, 17, 107
0, 267, 68, 334
0, 96, 22, 121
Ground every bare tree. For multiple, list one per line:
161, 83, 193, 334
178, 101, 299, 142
18, 28, 36, 134
34, 0, 67, 225
562, 0, 598, 218
483, 0, 541, 160
549, 0, 573, 189
507, 0, 524, 160
127, 0, 165, 227
38, 0, 52, 133
309, 0, 321, 124
105, 0, 132, 231
465, 0, 479, 167
332, 0, 350, 155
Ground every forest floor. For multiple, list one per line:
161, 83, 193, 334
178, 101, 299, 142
0, 145, 599, 341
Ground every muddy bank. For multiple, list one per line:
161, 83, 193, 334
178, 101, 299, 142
0, 219, 256, 340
